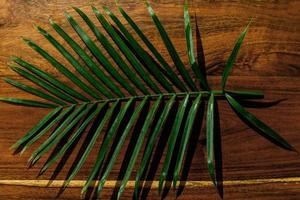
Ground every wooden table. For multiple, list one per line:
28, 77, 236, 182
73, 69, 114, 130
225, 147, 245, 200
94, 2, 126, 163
0, 0, 299, 199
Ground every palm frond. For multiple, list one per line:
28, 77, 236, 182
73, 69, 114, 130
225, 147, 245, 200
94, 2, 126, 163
0, 1, 294, 200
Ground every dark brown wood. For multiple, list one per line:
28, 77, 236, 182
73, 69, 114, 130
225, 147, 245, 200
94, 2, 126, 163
0, 0, 300, 199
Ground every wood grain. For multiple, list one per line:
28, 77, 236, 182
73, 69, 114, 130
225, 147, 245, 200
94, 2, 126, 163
0, 0, 300, 199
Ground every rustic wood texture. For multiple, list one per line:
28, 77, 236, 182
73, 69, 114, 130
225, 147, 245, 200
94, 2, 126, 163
0, 0, 300, 199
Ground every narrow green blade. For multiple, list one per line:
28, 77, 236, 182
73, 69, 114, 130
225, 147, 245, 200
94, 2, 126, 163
11, 107, 62, 151
97, 97, 148, 196
134, 95, 176, 198
3, 78, 66, 106
63, 101, 117, 188
158, 94, 189, 194
173, 93, 202, 188
221, 22, 251, 90
82, 98, 133, 195
49, 19, 125, 98
12, 57, 82, 103
103, 6, 174, 93
23, 38, 92, 101
40, 104, 104, 174
117, 4, 187, 92
158, 94, 190, 193
36, 26, 113, 99
184, 0, 208, 90
117, 96, 162, 199
226, 90, 264, 99
64, 12, 134, 96
38, 103, 96, 174
145, 2, 197, 91
72, 7, 138, 96
29, 104, 87, 165
0, 97, 57, 108
207, 93, 216, 186
92, 6, 155, 94
9, 65, 77, 104
225, 93, 294, 151
22, 105, 75, 152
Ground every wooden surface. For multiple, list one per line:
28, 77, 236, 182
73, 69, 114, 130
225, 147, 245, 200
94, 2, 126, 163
0, 0, 300, 199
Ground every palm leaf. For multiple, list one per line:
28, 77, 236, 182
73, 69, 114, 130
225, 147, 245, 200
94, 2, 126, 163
0, 2, 292, 200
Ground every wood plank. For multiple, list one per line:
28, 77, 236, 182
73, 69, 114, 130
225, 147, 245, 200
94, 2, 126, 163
0, 0, 299, 199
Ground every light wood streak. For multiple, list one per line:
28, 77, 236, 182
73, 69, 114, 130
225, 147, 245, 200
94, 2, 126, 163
0, 177, 300, 188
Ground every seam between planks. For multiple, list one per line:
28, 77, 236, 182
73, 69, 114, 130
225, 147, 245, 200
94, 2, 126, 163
0, 177, 300, 188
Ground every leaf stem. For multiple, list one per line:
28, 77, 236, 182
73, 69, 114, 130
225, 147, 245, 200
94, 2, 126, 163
52, 90, 263, 108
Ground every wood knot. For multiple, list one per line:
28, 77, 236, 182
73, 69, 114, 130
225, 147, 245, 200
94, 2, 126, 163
0, 0, 12, 27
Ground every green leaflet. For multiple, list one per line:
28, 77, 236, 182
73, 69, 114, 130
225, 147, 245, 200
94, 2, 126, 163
36, 26, 114, 99
117, 4, 187, 92
184, 0, 208, 90
11, 57, 81, 103
146, 2, 197, 91
72, 7, 138, 96
0, 97, 57, 108
221, 21, 251, 91
173, 93, 202, 188
40, 104, 104, 174
63, 101, 116, 188
207, 93, 216, 186
64, 12, 134, 98
9, 66, 77, 104
117, 96, 162, 199
3, 78, 66, 106
10, 107, 63, 151
159, 94, 189, 193
22, 105, 75, 153
49, 19, 125, 97
29, 104, 88, 165
23, 38, 92, 101
225, 93, 294, 151
92, 6, 155, 94
82, 98, 133, 194
97, 97, 148, 196
103, 6, 174, 93
134, 95, 176, 198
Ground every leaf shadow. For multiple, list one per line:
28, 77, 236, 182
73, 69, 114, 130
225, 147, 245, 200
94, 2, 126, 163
214, 101, 223, 199
84, 102, 122, 200
110, 100, 150, 199
228, 101, 293, 151
137, 101, 178, 200
236, 98, 286, 108
28, 112, 72, 169
52, 104, 110, 198
195, 14, 209, 90
161, 113, 186, 200
85, 101, 137, 200
176, 101, 205, 197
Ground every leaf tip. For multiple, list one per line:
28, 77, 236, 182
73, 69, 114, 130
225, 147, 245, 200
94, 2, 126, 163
63, 11, 71, 19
